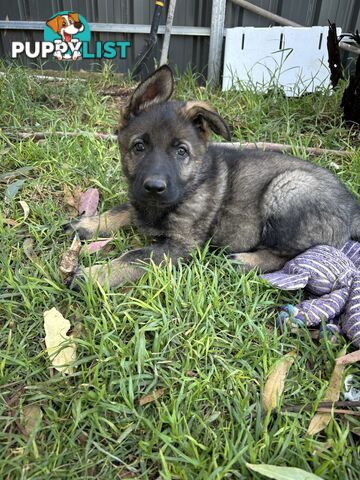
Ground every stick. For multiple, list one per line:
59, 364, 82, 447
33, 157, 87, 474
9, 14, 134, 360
3, 130, 118, 141
336, 349, 360, 365
0, 71, 86, 82
218, 141, 352, 157
282, 400, 360, 412
230, 0, 360, 55
160, 0, 177, 65
2, 131, 352, 156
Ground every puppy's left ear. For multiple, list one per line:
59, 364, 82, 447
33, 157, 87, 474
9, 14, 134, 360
126, 65, 174, 117
182, 101, 231, 141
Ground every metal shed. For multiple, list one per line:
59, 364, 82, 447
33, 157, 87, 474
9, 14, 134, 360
0, 0, 359, 78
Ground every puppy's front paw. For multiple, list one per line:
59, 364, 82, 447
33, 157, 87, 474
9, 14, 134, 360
63, 216, 100, 240
69, 264, 108, 290
227, 252, 258, 272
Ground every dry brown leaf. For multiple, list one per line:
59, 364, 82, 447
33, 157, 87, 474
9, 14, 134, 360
78, 188, 99, 216
307, 349, 346, 435
1, 217, 19, 227
336, 349, 360, 366
19, 200, 30, 220
59, 235, 82, 278
21, 405, 43, 436
262, 351, 297, 411
138, 388, 165, 406
82, 238, 113, 254
23, 238, 36, 260
63, 185, 83, 217
43, 307, 76, 375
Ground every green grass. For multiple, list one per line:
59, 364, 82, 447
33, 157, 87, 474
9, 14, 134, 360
0, 62, 359, 480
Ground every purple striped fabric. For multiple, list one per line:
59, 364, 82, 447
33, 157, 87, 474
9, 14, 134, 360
261, 241, 360, 347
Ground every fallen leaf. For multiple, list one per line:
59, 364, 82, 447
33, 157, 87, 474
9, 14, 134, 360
23, 238, 36, 260
262, 351, 296, 411
138, 388, 165, 406
21, 405, 43, 436
63, 185, 83, 217
246, 463, 324, 480
5, 179, 26, 201
79, 188, 99, 216
19, 200, 30, 220
43, 307, 76, 375
307, 349, 346, 435
0, 166, 33, 183
59, 235, 82, 278
336, 349, 360, 366
82, 238, 113, 254
1, 217, 19, 227
22, 238, 48, 275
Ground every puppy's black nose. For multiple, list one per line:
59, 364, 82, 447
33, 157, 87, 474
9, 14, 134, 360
143, 177, 167, 194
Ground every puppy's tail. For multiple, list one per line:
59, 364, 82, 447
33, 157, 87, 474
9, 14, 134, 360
351, 205, 360, 239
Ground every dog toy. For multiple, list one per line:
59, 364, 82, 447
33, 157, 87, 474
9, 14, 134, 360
261, 241, 360, 347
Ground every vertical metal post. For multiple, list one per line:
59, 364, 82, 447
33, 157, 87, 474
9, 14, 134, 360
160, 0, 177, 65
208, 0, 227, 86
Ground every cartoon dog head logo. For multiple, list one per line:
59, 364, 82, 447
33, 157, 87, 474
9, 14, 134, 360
44, 11, 90, 60
47, 12, 84, 42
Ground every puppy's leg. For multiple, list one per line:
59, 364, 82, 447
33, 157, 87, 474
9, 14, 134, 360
72, 240, 189, 289
228, 249, 290, 273
68, 203, 134, 239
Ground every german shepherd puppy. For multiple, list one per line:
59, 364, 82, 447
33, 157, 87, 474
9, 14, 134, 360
69, 65, 360, 288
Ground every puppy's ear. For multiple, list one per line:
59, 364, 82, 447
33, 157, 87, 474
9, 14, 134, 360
124, 65, 174, 120
182, 101, 231, 141
69, 12, 80, 23
46, 15, 61, 33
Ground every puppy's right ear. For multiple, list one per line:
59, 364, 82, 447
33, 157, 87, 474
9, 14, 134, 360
121, 65, 174, 125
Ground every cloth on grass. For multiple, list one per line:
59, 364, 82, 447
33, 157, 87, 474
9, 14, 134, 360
261, 241, 360, 347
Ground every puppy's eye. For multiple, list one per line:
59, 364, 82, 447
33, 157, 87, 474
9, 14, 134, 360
133, 141, 145, 153
177, 146, 188, 157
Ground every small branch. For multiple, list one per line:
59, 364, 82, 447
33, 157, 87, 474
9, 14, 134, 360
0, 71, 86, 82
218, 141, 352, 157
3, 130, 117, 141
313, 408, 360, 416
1, 130, 352, 157
282, 400, 360, 413
336, 349, 360, 365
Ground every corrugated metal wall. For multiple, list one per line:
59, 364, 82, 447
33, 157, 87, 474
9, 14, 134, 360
0, 0, 359, 76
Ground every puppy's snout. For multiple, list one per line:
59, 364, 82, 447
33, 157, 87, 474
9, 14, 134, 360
74, 21, 82, 29
143, 177, 167, 194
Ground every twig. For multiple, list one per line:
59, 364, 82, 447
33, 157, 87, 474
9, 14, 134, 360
1, 130, 352, 156
282, 400, 360, 413
219, 141, 352, 156
3, 130, 117, 141
314, 408, 360, 416
336, 349, 360, 365
0, 71, 86, 82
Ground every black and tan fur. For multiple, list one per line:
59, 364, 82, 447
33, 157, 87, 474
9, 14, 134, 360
69, 66, 360, 289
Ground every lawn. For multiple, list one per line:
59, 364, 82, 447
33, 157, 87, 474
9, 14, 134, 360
0, 63, 359, 480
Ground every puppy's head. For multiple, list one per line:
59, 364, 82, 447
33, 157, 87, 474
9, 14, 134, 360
118, 66, 231, 209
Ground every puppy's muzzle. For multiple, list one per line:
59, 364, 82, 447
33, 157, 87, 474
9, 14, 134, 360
143, 177, 167, 195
